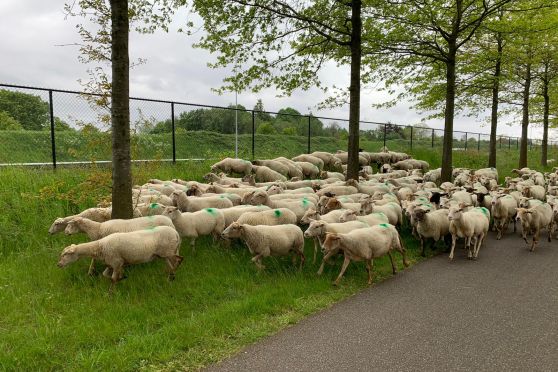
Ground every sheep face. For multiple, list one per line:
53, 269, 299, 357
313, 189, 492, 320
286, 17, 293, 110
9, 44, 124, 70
170, 190, 184, 206
301, 209, 318, 224
515, 208, 532, 223
447, 207, 464, 222
323, 198, 341, 214
186, 185, 202, 196
339, 210, 357, 222
304, 221, 326, 238
266, 185, 282, 195
64, 218, 83, 235
162, 206, 180, 220
322, 233, 342, 254
49, 218, 67, 234
413, 208, 429, 222
57, 245, 80, 267
360, 200, 373, 215
222, 222, 243, 239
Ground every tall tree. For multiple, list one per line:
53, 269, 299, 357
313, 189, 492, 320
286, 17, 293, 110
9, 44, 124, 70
109, 0, 133, 219
373, 0, 513, 181
192, 0, 368, 180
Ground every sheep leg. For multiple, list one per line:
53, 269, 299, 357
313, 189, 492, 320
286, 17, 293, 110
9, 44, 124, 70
449, 235, 457, 261
298, 250, 305, 271
467, 237, 474, 259
87, 258, 97, 276
420, 237, 426, 257
251, 254, 265, 270
190, 238, 196, 253
333, 256, 351, 286
317, 250, 336, 275
102, 267, 113, 279
313, 238, 319, 264
531, 229, 539, 252
366, 259, 374, 285
387, 251, 397, 275
474, 233, 484, 259
548, 224, 552, 242
108, 265, 123, 295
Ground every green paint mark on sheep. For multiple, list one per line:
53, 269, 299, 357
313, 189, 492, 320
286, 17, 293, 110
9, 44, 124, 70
477, 207, 489, 216
302, 199, 310, 206
145, 226, 157, 231
147, 215, 155, 220
220, 195, 225, 199
274, 209, 282, 217
379, 223, 389, 228
205, 208, 218, 216
149, 203, 158, 209
373, 212, 386, 217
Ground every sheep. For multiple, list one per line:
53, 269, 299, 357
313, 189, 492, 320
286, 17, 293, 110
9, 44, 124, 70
305, 219, 370, 266
310, 151, 343, 171
338, 209, 389, 226
521, 185, 546, 201
322, 197, 361, 214
322, 224, 409, 285
171, 190, 234, 212
515, 204, 553, 251
236, 208, 298, 226
202, 172, 242, 186
58, 226, 182, 293
473, 167, 498, 181
424, 168, 441, 184
294, 161, 320, 179
49, 207, 112, 234
135, 193, 174, 206
251, 159, 290, 176
205, 184, 256, 198
219, 205, 271, 226
186, 185, 242, 205
300, 208, 347, 224
211, 157, 253, 176
162, 206, 225, 252
413, 208, 451, 256
134, 203, 166, 217
490, 194, 518, 240
316, 184, 358, 197
292, 154, 325, 169
241, 190, 314, 222
221, 222, 305, 269
320, 171, 345, 181
251, 164, 288, 182
448, 205, 490, 260
64, 215, 175, 275
360, 200, 402, 226
272, 157, 305, 179
332, 152, 369, 166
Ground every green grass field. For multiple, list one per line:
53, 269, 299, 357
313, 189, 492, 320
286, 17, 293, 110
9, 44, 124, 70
1, 135, 557, 371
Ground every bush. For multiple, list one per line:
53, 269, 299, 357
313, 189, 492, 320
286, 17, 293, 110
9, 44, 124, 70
256, 122, 277, 134
0, 111, 23, 130
282, 127, 297, 135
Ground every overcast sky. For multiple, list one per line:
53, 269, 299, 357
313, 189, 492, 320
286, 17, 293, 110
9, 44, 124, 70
0, 0, 550, 139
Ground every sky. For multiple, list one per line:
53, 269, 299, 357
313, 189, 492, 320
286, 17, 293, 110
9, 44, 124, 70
0, 0, 550, 140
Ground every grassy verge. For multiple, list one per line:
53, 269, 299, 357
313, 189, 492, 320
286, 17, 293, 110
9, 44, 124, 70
1, 144, 556, 371
0, 162, 426, 371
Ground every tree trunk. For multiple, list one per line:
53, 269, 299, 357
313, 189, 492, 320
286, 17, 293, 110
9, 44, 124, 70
346, 0, 362, 181
542, 68, 549, 167
441, 44, 457, 182
488, 35, 502, 168
519, 63, 531, 169
110, 0, 133, 219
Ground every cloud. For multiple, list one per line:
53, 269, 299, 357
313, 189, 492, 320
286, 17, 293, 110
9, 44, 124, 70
0, 0, 552, 140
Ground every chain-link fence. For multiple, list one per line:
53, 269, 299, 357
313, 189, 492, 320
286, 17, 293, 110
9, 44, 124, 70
1, 82, 557, 167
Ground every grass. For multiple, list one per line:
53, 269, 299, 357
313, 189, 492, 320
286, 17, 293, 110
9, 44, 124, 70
0, 161, 426, 371
1, 139, 557, 371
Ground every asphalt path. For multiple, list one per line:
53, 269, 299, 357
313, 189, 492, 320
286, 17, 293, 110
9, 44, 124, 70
207, 228, 558, 372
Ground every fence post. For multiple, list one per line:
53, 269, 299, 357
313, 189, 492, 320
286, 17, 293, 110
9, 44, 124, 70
431, 129, 434, 148
171, 102, 176, 164
251, 111, 255, 159
48, 90, 56, 169
383, 124, 387, 149
410, 126, 413, 151
530, 139, 532, 151
499, 136, 502, 149
508, 137, 511, 149
477, 133, 480, 151
307, 116, 311, 154
464, 132, 468, 150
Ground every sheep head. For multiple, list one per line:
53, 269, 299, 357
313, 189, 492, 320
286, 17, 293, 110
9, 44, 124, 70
57, 244, 80, 268
49, 218, 67, 235
413, 208, 430, 222
301, 208, 318, 224
339, 210, 357, 222
64, 217, 84, 235
304, 220, 326, 238
360, 199, 374, 215
323, 198, 341, 214
162, 206, 180, 220
222, 222, 243, 239
322, 233, 342, 253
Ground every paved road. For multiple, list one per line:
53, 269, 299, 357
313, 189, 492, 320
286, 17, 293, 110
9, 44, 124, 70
207, 230, 558, 372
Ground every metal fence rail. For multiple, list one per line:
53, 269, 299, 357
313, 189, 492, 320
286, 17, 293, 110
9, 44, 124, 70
0, 82, 554, 168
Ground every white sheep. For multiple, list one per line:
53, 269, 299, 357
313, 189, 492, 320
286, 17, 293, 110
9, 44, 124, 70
322, 197, 361, 214
521, 185, 546, 201
294, 161, 320, 179
211, 157, 253, 175
490, 194, 518, 240
310, 151, 344, 171
251, 164, 288, 182
292, 154, 325, 169
222, 222, 305, 269
252, 159, 290, 176
171, 190, 233, 212
338, 209, 389, 226
448, 205, 490, 260
49, 207, 112, 234
300, 208, 346, 224
272, 157, 305, 179
515, 205, 553, 251
219, 205, 271, 226
413, 208, 451, 256
322, 224, 409, 285
360, 199, 402, 226
304, 219, 370, 266
162, 206, 225, 251
58, 226, 182, 293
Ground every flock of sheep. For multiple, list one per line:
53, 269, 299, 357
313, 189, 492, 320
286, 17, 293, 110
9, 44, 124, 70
51, 148, 558, 292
